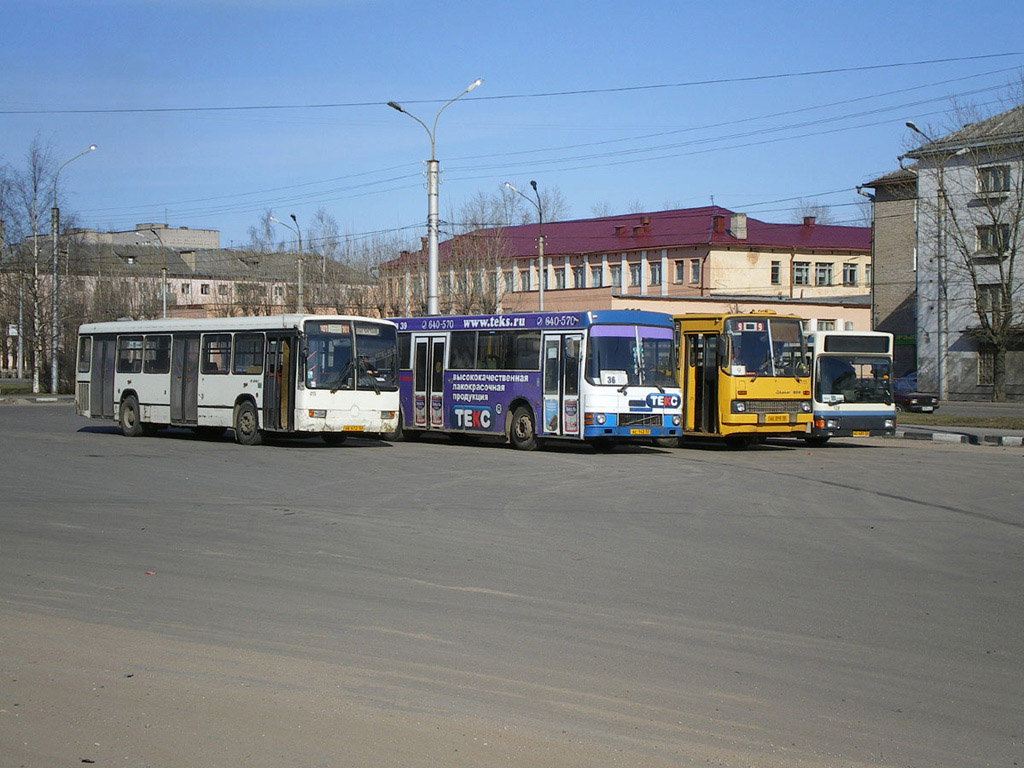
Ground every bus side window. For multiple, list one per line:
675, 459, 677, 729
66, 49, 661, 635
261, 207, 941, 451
78, 336, 92, 373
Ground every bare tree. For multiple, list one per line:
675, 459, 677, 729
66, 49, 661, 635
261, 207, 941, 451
791, 199, 836, 225
247, 209, 283, 252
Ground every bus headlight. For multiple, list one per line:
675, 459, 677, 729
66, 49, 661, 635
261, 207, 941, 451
826, 419, 839, 429
732, 400, 747, 413
884, 418, 895, 428
672, 414, 681, 426
801, 401, 812, 413
595, 413, 607, 425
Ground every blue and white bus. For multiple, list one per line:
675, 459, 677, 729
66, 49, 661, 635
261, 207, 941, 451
388, 311, 683, 450
805, 330, 896, 445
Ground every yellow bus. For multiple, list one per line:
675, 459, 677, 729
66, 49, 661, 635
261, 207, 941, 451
671, 312, 812, 447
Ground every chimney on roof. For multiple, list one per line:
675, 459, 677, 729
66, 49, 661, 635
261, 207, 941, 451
181, 250, 196, 272
803, 216, 816, 228
614, 225, 626, 236
730, 213, 747, 240
712, 214, 726, 235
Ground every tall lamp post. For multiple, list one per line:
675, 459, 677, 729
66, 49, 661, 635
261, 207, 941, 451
388, 78, 482, 316
51, 144, 96, 393
148, 228, 170, 319
906, 121, 947, 401
269, 214, 303, 313
504, 181, 545, 311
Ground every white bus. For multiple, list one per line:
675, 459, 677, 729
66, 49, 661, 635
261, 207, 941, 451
76, 314, 399, 445
805, 330, 896, 445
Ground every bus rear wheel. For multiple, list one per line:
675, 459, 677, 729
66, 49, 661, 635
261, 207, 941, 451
233, 401, 263, 446
804, 435, 830, 446
119, 396, 144, 437
509, 407, 540, 451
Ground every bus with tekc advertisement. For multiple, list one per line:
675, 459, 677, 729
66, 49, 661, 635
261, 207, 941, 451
388, 310, 683, 450
804, 330, 896, 445
76, 314, 399, 445
672, 312, 813, 447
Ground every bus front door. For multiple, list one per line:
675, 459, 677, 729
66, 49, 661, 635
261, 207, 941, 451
90, 337, 116, 418
264, 335, 295, 432
170, 334, 200, 425
542, 333, 582, 437
412, 336, 446, 429
685, 333, 719, 434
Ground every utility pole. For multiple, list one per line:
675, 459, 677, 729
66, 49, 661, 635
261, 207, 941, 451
504, 180, 545, 311
269, 214, 303, 313
388, 79, 482, 316
50, 144, 96, 393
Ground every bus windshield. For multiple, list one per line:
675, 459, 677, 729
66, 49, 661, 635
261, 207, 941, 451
816, 355, 893, 405
304, 320, 398, 391
585, 325, 676, 388
725, 317, 806, 378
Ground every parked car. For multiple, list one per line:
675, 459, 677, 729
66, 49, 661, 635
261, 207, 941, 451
893, 378, 938, 413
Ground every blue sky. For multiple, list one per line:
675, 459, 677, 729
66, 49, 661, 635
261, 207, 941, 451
3, 0, 1024, 250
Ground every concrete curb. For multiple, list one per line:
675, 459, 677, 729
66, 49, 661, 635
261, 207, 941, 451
893, 429, 1024, 447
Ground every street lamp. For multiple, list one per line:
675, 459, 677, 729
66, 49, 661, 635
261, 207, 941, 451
50, 144, 96, 393
504, 181, 545, 311
388, 78, 482, 316
269, 214, 304, 313
147, 229, 170, 318
906, 121, 947, 401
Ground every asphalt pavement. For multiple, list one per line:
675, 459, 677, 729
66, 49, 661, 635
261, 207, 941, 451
3, 393, 1024, 446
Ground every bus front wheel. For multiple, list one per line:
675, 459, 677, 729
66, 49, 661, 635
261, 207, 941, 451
804, 435, 830, 447
382, 412, 405, 442
119, 396, 144, 437
509, 407, 540, 451
234, 401, 263, 446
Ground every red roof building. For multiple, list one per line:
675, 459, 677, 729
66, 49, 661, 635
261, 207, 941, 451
384, 206, 871, 317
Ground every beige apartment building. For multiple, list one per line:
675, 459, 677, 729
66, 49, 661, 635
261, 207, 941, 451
384, 206, 871, 320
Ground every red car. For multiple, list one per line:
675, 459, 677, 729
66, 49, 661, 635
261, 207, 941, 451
893, 378, 939, 413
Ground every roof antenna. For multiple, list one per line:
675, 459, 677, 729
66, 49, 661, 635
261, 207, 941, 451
710, 195, 714, 207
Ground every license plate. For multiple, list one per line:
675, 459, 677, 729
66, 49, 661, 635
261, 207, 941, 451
629, 428, 651, 435
921, 407, 934, 412
764, 413, 790, 424
852, 430, 870, 436
342, 425, 365, 432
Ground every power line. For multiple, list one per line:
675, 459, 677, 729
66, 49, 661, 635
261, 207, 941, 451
3, 53, 1020, 116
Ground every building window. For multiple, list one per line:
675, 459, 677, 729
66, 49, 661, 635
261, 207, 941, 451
555, 269, 566, 290
218, 284, 229, 296
818, 320, 836, 331
977, 224, 1011, 254
503, 270, 515, 293
689, 259, 701, 284
771, 260, 781, 285
181, 283, 191, 295
629, 264, 642, 287
674, 261, 685, 284
649, 262, 662, 286
201, 283, 210, 295
591, 265, 603, 288
864, 263, 871, 285
978, 348, 995, 385
794, 262, 810, 285
273, 285, 284, 298
573, 266, 586, 289
815, 262, 833, 286
843, 263, 858, 286
609, 264, 622, 288
520, 271, 531, 291
977, 284, 1009, 321
978, 165, 1010, 195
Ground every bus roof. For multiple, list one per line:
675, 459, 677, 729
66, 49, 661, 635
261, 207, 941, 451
390, 310, 673, 333
78, 314, 396, 335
